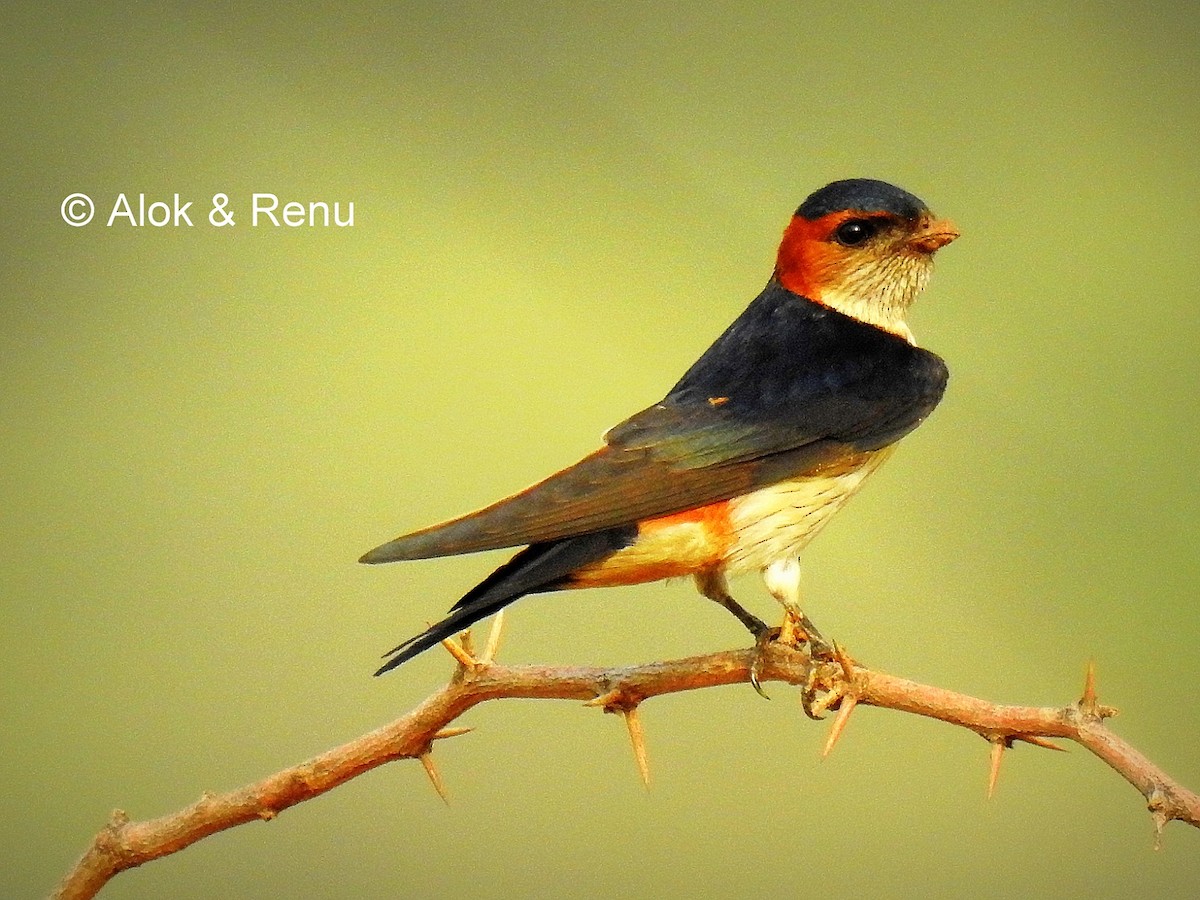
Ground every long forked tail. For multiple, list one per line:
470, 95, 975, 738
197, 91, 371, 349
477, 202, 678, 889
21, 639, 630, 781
374, 592, 512, 675
374, 526, 634, 676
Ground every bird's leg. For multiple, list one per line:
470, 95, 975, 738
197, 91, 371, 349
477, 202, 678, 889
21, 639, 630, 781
763, 557, 840, 719
762, 557, 833, 661
694, 569, 769, 636
694, 570, 774, 698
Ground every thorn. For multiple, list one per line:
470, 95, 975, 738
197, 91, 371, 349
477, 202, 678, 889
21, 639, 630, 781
481, 609, 506, 664
1014, 734, 1067, 752
1148, 786, 1171, 850
623, 706, 651, 789
1079, 661, 1098, 716
432, 726, 474, 741
584, 689, 623, 709
419, 752, 450, 805
822, 693, 857, 758
987, 738, 1006, 799
1075, 663, 1119, 718
832, 641, 856, 682
440, 634, 476, 670
1152, 814, 1166, 852
459, 629, 475, 658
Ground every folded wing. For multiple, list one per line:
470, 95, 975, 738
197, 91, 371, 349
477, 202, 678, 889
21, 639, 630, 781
360, 283, 948, 564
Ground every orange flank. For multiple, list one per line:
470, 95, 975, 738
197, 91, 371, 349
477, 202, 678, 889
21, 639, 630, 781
568, 501, 735, 588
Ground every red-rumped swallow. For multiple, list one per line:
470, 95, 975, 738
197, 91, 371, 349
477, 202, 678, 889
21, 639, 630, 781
362, 179, 957, 691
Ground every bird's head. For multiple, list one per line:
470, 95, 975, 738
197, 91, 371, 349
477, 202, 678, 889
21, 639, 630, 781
774, 179, 958, 342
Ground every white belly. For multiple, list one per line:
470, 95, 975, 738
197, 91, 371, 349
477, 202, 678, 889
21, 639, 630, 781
722, 446, 894, 573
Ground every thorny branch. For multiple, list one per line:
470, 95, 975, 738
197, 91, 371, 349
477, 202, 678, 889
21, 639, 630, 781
54, 616, 1200, 899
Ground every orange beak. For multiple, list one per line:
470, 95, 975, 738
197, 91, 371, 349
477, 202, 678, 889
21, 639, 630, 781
909, 217, 960, 253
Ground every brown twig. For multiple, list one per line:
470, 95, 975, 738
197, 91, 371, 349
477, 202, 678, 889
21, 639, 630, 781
53, 642, 1199, 899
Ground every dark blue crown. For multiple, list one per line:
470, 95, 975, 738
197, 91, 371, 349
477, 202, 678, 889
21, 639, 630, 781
796, 179, 928, 221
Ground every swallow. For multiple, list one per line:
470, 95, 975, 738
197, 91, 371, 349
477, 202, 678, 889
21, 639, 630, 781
362, 178, 957, 692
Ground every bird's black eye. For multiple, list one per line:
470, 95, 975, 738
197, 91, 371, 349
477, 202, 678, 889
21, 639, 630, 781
833, 219, 876, 246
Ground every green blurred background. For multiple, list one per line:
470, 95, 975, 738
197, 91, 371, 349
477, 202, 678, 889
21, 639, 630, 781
3, 2, 1199, 897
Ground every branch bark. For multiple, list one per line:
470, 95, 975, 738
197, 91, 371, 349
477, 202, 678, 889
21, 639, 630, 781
53, 639, 1200, 899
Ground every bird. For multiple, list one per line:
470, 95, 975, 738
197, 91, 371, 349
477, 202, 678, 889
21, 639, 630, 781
361, 178, 957, 691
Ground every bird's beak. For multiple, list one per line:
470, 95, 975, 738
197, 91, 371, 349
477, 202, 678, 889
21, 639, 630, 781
909, 218, 960, 253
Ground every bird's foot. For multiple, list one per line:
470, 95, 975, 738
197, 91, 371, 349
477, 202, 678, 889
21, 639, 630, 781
797, 630, 842, 719
793, 608, 835, 663
747, 609, 837, 702
800, 664, 833, 720
774, 601, 833, 661
778, 605, 843, 718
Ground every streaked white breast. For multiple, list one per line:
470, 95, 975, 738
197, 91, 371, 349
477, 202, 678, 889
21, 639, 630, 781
722, 446, 894, 573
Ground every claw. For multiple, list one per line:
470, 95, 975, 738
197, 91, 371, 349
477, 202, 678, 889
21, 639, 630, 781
800, 665, 825, 720
807, 684, 845, 719
748, 626, 780, 699
749, 666, 770, 699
